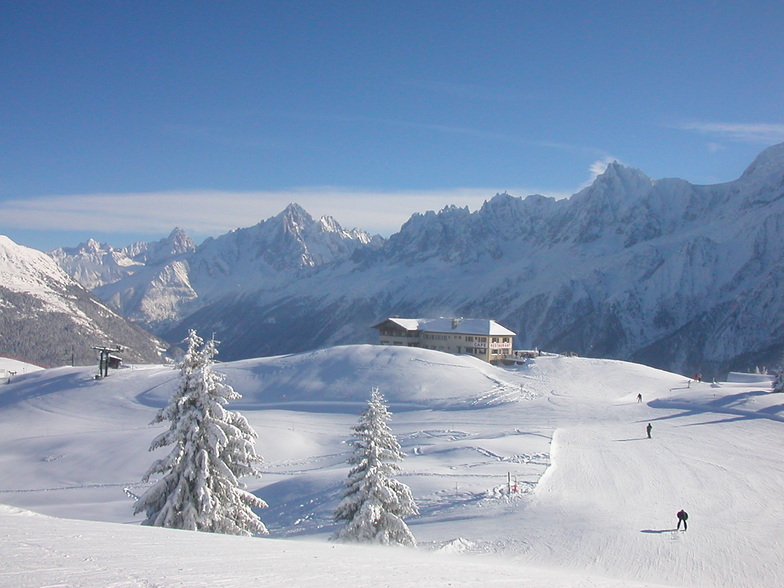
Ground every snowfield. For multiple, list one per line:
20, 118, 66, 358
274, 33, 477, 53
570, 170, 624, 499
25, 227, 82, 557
1, 346, 782, 587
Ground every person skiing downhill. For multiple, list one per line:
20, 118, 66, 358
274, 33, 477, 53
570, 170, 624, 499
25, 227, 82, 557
646, 423, 652, 438
636, 393, 643, 403
677, 509, 688, 530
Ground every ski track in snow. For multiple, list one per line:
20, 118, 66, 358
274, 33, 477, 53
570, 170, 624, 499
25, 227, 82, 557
0, 482, 141, 494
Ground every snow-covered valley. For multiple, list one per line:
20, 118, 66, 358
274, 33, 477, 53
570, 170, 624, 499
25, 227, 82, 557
1, 346, 782, 587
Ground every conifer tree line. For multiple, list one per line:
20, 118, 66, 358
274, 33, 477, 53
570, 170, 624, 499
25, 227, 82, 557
134, 331, 418, 545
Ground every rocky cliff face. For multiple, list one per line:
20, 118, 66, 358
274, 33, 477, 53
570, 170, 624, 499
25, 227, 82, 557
51, 144, 784, 377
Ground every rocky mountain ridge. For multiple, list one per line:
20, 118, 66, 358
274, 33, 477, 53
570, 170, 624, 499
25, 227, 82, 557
50, 204, 380, 331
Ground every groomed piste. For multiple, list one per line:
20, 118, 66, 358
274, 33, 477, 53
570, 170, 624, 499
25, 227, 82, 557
1, 345, 782, 587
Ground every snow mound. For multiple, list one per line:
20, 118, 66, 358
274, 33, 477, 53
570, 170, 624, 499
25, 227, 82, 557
436, 536, 476, 553
514, 355, 684, 401
139, 345, 538, 411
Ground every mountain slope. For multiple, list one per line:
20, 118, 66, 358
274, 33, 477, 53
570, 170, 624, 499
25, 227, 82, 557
0, 235, 171, 367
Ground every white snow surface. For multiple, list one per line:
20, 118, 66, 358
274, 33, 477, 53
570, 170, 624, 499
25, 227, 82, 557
0, 357, 44, 375
1, 346, 782, 587
0, 234, 91, 319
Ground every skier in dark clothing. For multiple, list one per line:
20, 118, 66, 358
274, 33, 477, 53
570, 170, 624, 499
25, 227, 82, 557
636, 393, 643, 403
677, 509, 688, 530
646, 423, 652, 438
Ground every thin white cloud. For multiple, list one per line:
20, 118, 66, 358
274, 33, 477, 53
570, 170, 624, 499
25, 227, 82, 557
678, 121, 784, 144
0, 187, 558, 240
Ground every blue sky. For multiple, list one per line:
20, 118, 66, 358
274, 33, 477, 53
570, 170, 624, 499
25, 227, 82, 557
2, 1, 783, 251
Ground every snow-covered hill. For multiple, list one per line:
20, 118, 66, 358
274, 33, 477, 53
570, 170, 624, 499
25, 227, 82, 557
0, 235, 171, 367
51, 143, 784, 377
1, 347, 782, 587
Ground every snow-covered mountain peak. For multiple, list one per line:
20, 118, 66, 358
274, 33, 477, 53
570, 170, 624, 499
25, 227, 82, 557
567, 162, 655, 220
277, 202, 313, 234
165, 227, 195, 255
482, 191, 516, 207
551, 162, 656, 246
600, 159, 624, 176
479, 192, 556, 218
741, 141, 784, 179
124, 227, 195, 264
54, 238, 108, 258
318, 215, 341, 233
1, 234, 74, 293
383, 204, 478, 264
84, 238, 102, 253
589, 160, 653, 196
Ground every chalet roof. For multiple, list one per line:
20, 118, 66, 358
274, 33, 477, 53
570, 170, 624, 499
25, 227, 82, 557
375, 318, 421, 331
373, 317, 516, 337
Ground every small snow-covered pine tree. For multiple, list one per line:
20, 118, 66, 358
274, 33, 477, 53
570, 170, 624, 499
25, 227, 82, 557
134, 330, 268, 535
772, 365, 784, 393
332, 387, 418, 545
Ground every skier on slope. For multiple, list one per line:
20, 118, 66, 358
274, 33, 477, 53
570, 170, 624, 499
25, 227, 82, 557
677, 509, 689, 531
646, 423, 652, 438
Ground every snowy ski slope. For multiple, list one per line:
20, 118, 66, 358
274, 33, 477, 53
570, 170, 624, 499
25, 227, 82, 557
1, 346, 782, 587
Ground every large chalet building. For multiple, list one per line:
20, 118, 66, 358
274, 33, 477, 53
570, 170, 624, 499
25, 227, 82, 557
372, 317, 516, 363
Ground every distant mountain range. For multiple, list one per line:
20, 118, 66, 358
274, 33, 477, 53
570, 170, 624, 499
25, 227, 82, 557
49, 205, 381, 333
44, 142, 784, 376
0, 236, 171, 368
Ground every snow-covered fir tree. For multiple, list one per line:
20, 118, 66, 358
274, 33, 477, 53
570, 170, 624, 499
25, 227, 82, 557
134, 330, 268, 535
772, 365, 784, 393
332, 387, 418, 545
